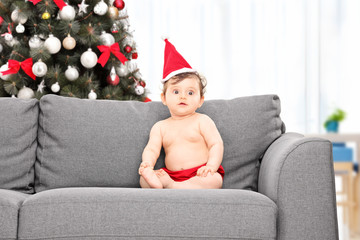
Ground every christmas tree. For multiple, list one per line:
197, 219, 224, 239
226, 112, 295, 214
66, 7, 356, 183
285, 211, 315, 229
0, 0, 149, 101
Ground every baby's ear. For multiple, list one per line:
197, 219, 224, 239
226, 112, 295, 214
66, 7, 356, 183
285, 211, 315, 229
199, 96, 205, 108
161, 93, 166, 105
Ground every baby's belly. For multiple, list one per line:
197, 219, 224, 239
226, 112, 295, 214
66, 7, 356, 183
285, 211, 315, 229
164, 146, 208, 171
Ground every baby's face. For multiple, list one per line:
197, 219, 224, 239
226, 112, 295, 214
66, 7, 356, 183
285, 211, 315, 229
161, 77, 204, 118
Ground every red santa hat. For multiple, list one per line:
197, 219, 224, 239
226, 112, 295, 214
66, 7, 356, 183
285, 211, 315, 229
162, 39, 196, 83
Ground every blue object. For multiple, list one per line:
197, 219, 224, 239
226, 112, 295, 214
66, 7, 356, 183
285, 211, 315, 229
332, 143, 353, 162
326, 121, 339, 133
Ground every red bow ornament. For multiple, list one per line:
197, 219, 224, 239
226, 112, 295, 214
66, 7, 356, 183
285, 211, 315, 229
1, 58, 36, 80
28, 0, 66, 10
97, 43, 128, 67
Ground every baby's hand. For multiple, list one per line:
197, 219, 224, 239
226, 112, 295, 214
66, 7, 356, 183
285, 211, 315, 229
138, 162, 153, 175
197, 165, 216, 177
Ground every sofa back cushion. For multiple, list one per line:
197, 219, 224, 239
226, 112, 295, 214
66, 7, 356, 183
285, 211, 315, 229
35, 94, 284, 192
0, 98, 38, 193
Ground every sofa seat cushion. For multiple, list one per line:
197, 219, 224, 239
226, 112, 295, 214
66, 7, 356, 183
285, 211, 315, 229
0, 189, 30, 240
18, 188, 277, 240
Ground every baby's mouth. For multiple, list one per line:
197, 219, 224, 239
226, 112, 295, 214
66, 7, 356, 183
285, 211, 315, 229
179, 102, 187, 106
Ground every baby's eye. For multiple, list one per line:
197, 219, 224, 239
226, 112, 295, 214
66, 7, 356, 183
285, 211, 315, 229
188, 91, 194, 95
173, 90, 179, 94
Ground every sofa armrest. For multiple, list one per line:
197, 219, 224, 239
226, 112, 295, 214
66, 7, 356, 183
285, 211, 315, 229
258, 132, 338, 240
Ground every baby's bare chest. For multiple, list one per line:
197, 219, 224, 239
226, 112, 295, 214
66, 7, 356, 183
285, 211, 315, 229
162, 122, 204, 147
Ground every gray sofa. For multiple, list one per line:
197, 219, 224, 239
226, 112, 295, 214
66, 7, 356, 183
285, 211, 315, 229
0, 94, 338, 240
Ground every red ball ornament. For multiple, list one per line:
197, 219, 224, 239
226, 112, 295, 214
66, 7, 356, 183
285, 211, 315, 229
107, 73, 120, 86
114, 0, 125, 10
132, 52, 138, 59
140, 81, 146, 87
124, 45, 132, 53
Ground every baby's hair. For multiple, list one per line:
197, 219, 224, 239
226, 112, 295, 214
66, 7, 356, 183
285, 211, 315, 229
163, 72, 207, 97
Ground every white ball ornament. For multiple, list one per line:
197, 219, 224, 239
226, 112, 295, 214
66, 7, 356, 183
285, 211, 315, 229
80, 48, 98, 68
62, 35, 76, 50
32, 60, 48, 77
0, 63, 11, 81
29, 35, 44, 49
99, 31, 115, 46
51, 82, 60, 93
65, 66, 79, 81
16, 24, 25, 33
88, 90, 97, 100
44, 34, 61, 54
135, 85, 144, 95
59, 5, 76, 21
115, 63, 129, 77
18, 86, 34, 99
11, 9, 28, 24
94, 0, 108, 15
4, 33, 13, 42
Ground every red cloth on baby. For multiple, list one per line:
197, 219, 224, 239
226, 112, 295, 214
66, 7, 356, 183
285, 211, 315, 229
161, 163, 225, 182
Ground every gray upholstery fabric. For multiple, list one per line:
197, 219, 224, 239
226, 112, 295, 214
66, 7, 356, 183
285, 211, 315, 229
258, 133, 338, 240
19, 188, 277, 239
0, 98, 38, 193
198, 95, 285, 189
0, 189, 29, 239
36, 94, 284, 192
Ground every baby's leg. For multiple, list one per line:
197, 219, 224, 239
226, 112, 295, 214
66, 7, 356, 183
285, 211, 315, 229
156, 169, 223, 189
139, 168, 163, 189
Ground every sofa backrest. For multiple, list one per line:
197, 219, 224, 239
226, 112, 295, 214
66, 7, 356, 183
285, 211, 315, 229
0, 98, 38, 194
35, 94, 284, 192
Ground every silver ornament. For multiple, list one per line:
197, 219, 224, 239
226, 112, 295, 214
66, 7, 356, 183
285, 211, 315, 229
135, 85, 144, 95
44, 34, 61, 54
111, 23, 119, 33
78, 0, 89, 15
65, 66, 79, 81
37, 80, 45, 93
0, 44, 3, 53
94, 0, 108, 15
80, 48, 98, 68
11, 9, 28, 24
32, 60, 48, 77
88, 90, 97, 100
99, 31, 115, 46
29, 35, 44, 49
115, 62, 129, 77
59, 5, 76, 21
51, 82, 60, 93
16, 23, 25, 33
18, 86, 34, 99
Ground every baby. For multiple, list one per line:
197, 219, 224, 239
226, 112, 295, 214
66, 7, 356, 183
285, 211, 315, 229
138, 39, 224, 189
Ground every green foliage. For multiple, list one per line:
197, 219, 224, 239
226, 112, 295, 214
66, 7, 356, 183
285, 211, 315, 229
324, 108, 346, 128
0, 0, 147, 101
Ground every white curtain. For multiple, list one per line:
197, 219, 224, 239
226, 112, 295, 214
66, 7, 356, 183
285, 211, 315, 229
126, 0, 360, 134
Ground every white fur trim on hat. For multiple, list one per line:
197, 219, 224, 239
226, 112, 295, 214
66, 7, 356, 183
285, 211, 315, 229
161, 67, 196, 83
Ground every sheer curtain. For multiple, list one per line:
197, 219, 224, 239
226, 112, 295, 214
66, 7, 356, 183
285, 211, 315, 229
126, 0, 360, 133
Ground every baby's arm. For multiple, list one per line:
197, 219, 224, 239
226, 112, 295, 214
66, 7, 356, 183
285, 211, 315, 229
198, 115, 224, 177
139, 121, 163, 175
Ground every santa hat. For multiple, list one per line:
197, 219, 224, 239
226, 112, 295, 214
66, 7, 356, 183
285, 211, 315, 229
162, 39, 196, 83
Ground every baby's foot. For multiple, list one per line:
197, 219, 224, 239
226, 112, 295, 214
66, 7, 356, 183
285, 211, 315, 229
156, 169, 174, 189
141, 168, 163, 189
